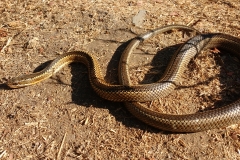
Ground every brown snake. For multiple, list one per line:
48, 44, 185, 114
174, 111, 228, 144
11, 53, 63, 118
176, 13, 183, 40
7, 25, 240, 132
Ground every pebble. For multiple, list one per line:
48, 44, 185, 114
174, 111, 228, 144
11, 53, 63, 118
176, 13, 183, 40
132, 10, 146, 26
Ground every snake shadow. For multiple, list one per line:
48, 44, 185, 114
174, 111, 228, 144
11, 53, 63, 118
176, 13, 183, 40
210, 51, 240, 108
70, 39, 147, 131
69, 39, 187, 134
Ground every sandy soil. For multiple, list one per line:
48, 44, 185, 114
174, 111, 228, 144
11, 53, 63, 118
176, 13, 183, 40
1, 0, 240, 159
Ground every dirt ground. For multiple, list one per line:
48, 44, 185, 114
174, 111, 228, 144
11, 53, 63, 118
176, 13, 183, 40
1, 0, 240, 159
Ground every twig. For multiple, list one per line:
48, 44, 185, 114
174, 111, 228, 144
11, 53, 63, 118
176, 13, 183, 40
57, 132, 67, 160
0, 150, 7, 158
0, 37, 13, 54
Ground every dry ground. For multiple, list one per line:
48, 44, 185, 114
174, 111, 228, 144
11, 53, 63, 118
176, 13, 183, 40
1, 0, 240, 159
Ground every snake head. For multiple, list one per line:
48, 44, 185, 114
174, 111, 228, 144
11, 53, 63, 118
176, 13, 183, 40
7, 76, 33, 88
7, 78, 24, 88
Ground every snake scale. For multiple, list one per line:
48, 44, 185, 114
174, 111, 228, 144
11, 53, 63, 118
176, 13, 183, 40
7, 25, 240, 132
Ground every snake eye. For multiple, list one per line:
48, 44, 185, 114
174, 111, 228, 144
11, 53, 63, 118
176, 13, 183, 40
6, 82, 16, 88
6, 79, 20, 88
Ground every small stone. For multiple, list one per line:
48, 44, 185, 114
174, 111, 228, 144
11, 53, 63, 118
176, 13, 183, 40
132, 10, 146, 26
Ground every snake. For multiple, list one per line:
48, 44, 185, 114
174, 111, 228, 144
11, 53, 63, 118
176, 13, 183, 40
6, 25, 240, 132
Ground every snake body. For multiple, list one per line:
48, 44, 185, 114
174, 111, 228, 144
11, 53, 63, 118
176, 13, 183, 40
7, 25, 240, 132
